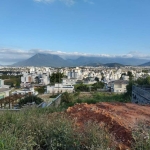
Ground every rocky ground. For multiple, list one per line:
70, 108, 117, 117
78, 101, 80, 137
66, 102, 150, 150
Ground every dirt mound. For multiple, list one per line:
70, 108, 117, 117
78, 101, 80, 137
66, 102, 150, 149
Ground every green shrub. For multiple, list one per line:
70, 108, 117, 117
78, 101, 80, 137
61, 92, 74, 103
18, 95, 43, 107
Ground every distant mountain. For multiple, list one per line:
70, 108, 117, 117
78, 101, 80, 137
140, 61, 150, 66
85, 62, 124, 67
104, 63, 124, 67
85, 62, 103, 67
13, 53, 74, 67
12, 53, 149, 67
74, 56, 148, 66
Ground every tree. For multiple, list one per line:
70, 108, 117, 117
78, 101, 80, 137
50, 72, 64, 84
125, 75, 150, 97
75, 83, 89, 92
125, 80, 135, 97
127, 71, 133, 80
92, 81, 104, 91
61, 92, 73, 103
18, 95, 43, 107
95, 77, 99, 82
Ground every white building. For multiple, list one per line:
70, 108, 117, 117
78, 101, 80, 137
47, 84, 74, 94
109, 80, 128, 93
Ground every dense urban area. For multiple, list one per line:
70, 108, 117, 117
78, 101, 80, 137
0, 65, 150, 150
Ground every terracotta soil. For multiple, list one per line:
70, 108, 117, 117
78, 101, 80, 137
66, 102, 150, 149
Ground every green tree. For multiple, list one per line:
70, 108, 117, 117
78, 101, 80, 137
125, 75, 150, 97
61, 92, 73, 103
50, 72, 64, 84
75, 83, 89, 92
125, 80, 135, 97
127, 71, 133, 80
18, 95, 43, 107
95, 77, 99, 82
92, 81, 104, 91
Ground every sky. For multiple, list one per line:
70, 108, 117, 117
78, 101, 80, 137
0, 0, 150, 64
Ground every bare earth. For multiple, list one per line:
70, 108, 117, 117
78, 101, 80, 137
66, 102, 150, 150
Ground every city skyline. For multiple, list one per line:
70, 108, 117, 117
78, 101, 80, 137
0, 0, 150, 64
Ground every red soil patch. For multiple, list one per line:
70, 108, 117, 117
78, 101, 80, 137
66, 102, 150, 149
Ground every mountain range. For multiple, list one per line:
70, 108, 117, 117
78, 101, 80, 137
140, 61, 150, 66
12, 53, 150, 67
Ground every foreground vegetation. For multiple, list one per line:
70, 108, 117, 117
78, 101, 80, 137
0, 107, 149, 150
61, 92, 131, 108
0, 108, 114, 150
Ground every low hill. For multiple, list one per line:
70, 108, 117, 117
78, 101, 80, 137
104, 63, 124, 67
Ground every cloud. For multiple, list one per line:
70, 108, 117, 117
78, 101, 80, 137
0, 48, 150, 65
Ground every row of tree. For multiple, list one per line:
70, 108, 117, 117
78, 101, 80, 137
126, 75, 150, 97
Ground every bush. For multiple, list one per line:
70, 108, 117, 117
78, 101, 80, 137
75, 83, 89, 92
61, 92, 74, 103
18, 95, 43, 107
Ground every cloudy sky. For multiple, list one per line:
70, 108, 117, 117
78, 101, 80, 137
0, 0, 150, 64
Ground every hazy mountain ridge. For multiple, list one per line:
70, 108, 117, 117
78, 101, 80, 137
75, 56, 148, 66
13, 53, 74, 67
84, 62, 124, 67
12, 53, 149, 67
140, 61, 150, 66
